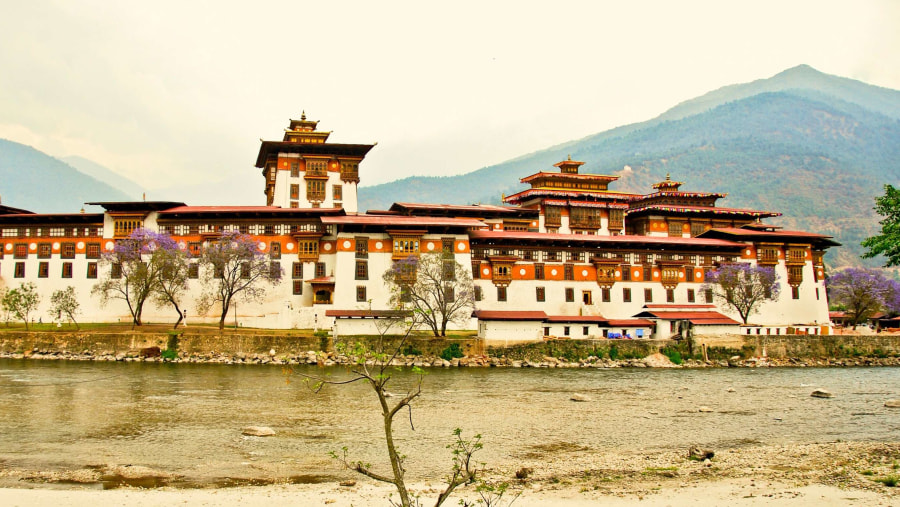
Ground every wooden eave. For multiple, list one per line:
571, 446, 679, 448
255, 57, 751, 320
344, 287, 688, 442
255, 141, 374, 168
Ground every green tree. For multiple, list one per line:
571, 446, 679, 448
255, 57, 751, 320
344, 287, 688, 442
862, 184, 900, 266
1, 283, 41, 330
50, 286, 80, 329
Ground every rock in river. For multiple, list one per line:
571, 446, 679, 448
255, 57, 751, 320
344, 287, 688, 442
885, 399, 900, 408
810, 389, 833, 399
242, 426, 276, 437
570, 393, 592, 402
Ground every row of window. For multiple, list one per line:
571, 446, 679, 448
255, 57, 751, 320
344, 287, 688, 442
473, 285, 711, 303
3, 243, 101, 260
5, 261, 98, 279
158, 223, 325, 236
1, 227, 103, 239
472, 249, 738, 265
475, 262, 701, 282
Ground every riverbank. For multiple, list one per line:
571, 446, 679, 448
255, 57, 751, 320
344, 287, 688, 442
1, 441, 897, 505
3, 348, 900, 369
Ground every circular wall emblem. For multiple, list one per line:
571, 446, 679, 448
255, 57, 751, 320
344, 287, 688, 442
77, 241, 85, 249
286, 243, 294, 251
746, 249, 752, 255
614, 270, 620, 277
258, 242, 266, 250
483, 267, 490, 276
633, 270, 639, 278
582, 269, 589, 277
375, 241, 383, 249
551, 269, 558, 276
519, 268, 526, 275
53, 242, 61, 250
4, 244, 10, 251
343, 240, 351, 249
679, 272, 685, 279
29, 243, 37, 251
653, 271, 659, 278
457, 242, 465, 251
427, 242, 435, 251
178, 241, 186, 249
323, 243, 332, 251
105, 241, 114, 251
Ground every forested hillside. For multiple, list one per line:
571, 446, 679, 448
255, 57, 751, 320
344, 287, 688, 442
358, 66, 900, 267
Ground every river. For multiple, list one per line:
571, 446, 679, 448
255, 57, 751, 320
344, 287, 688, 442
0, 359, 897, 487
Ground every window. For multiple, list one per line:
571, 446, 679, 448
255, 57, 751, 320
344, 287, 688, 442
270, 242, 281, 259
269, 261, 280, 278
111, 262, 122, 279
306, 159, 327, 176
240, 262, 250, 279
685, 268, 694, 282
583, 326, 590, 336
296, 240, 319, 261
474, 286, 483, 301
668, 222, 683, 237
392, 237, 420, 258
357, 285, 367, 302
584, 290, 594, 305
113, 216, 143, 237
536, 286, 545, 302
38, 243, 51, 259
534, 263, 545, 280
472, 261, 481, 279
444, 286, 455, 301
14, 262, 25, 278
563, 326, 570, 336
355, 260, 368, 280
306, 180, 326, 201
442, 238, 454, 257
621, 266, 631, 281
355, 238, 368, 258
497, 286, 507, 302
188, 242, 201, 256
544, 206, 562, 227
666, 289, 675, 303
687, 289, 695, 303
564, 264, 574, 281
290, 184, 300, 200
86, 243, 101, 259
315, 262, 326, 278
188, 263, 199, 279
644, 288, 653, 302
792, 286, 800, 300
87, 262, 98, 279
333, 184, 342, 201
816, 288, 820, 300
62, 262, 73, 278
293, 280, 303, 295
691, 223, 706, 237
14, 243, 27, 259
294, 262, 306, 280
290, 162, 299, 178
705, 288, 714, 303
623, 287, 631, 302
565, 288, 574, 302
38, 262, 49, 278
608, 209, 625, 230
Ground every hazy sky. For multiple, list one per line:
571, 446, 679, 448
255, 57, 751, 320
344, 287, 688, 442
1, 1, 898, 204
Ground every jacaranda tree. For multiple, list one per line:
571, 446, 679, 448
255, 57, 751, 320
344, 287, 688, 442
703, 263, 780, 324
827, 267, 900, 329
197, 231, 281, 329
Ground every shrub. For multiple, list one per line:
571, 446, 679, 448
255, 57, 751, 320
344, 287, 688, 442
662, 347, 683, 365
399, 344, 422, 356
608, 346, 619, 361
440, 343, 464, 361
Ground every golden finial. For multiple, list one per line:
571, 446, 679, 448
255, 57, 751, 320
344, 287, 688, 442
301, 110, 307, 120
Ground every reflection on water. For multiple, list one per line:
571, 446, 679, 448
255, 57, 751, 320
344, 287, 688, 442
0, 359, 898, 485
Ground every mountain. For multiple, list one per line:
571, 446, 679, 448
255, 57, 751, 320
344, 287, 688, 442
358, 65, 900, 267
61, 155, 143, 200
0, 139, 131, 213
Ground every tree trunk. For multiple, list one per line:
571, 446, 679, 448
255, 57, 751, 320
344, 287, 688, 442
219, 302, 229, 330
379, 389, 411, 507
170, 300, 183, 330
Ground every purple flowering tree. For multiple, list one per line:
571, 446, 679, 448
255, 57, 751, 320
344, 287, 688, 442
197, 231, 281, 329
703, 263, 780, 324
382, 254, 474, 337
93, 228, 182, 327
826, 268, 900, 329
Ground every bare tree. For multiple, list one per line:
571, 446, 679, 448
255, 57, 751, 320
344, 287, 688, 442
151, 242, 192, 329
290, 311, 483, 507
703, 263, 780, 324
196, 231, 281, 329
383, 254, 475, 337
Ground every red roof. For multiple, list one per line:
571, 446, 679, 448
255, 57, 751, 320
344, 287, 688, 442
643, 304, 717, 309
160, 205, 341, 214
504, 188, 640, 204
321, 215, 485, 227
469, 230, 745, 248
389, 202, 527, 214
626, 204, 781, 218
474, 310, 548, 321
701, 227, 839, 243
308, 277, 335, 284
326, 310, 410, 318
546, 315, 609, 323
520, 172, 619, 184
606, 319, 655, 327
634, 310, 739, 326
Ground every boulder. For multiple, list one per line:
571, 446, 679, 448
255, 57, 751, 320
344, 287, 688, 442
689, 446, 715, 461
810, 389, 833, 399
570, 393, 592, 402
698, 406, 714, 413
885, 399, 900, 408
242, 426, 276, 437
643, 353, 677, 368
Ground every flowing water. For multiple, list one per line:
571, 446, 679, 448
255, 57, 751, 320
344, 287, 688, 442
0, 359, 897, 487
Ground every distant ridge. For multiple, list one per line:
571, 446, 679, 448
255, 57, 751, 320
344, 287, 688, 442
62, 155, 143, 200
0, 139, 130, 213
358, 66, 900, 267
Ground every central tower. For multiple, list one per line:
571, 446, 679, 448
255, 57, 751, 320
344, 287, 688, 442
254, 113, 375, 212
